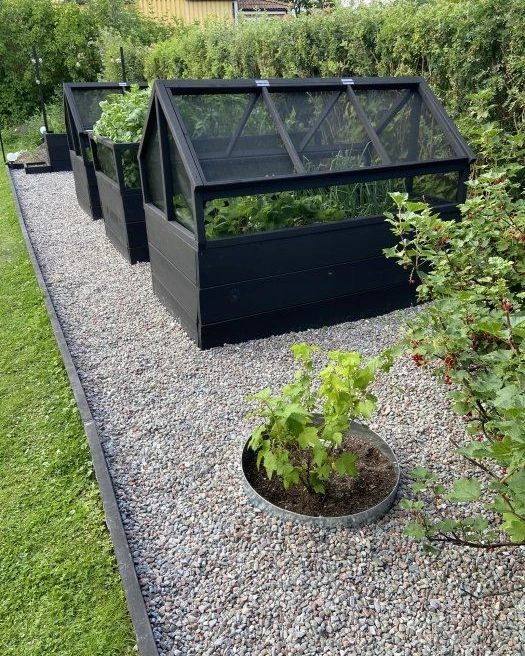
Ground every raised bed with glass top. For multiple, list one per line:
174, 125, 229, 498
138, 77, 475, 349
64, 82, 144, 221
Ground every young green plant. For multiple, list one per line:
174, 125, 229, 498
247, 344, 393, 494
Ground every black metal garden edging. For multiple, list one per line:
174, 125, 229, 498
6, 167, 159, 656
138, 76, 475, 349
63, 82, 147, 220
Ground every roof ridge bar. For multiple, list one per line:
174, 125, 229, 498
261, 87, 306, 174
225, 93, 259, 157
345, 85, 391, 165
298, 91, 342, 152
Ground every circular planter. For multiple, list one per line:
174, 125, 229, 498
241, 421, 400, 528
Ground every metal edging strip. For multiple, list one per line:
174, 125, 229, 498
6, 167, 160, 656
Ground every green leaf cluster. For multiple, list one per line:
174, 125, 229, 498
248, 344, 393, 495
92, 84, 150, 144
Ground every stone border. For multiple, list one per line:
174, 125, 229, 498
6, 167, 159, 656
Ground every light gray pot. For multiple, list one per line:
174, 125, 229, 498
241, 421, 400, 528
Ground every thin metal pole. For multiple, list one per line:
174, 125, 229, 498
120, 46, 127, 83
32, 46, 49, 133
0, 124, 6, 164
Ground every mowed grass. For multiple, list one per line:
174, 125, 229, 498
0, 165, 136, 656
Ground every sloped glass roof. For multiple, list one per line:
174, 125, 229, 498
158, 78, 473, 186
63, 82, 147, 135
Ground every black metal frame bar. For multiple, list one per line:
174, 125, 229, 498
261, 87, 305, 173
298, 91, 341, 152
375, 89, 413, 135
225, 93, 258, 157
345, 85, 391, 164
196, 156, 470, 198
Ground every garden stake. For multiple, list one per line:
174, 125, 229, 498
0, 125, 6, 164
120, 47, 127, 83
32, 46, 49, 134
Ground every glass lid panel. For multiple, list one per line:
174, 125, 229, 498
171, 92, 296, 182
71, 88, 122, 132
270, 90, 383, 172
355, 88, 455, 162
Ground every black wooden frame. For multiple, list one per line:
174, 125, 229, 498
90, 135, 149, 264
138, 77, 475, 348
64, 82, 147, 220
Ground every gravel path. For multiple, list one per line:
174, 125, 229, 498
13, 171, 524, 656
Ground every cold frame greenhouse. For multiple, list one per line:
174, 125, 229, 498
139, 77, 474, 348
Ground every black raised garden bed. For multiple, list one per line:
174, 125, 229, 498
90, 135, 149, 264
138, 77, 475, 349
45, 132, 72, 172
64, 82, 144, 220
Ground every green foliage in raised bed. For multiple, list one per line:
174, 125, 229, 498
203, 179, 403, 238
93, 85, 150, 188
0, 166, 136, 655
93, 85, 150, 144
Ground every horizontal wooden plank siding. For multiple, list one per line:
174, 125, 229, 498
137, 0, 233, 23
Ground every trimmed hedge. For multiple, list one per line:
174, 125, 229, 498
145, 0, 525, 129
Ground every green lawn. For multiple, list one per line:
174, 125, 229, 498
0, 165, 136, 655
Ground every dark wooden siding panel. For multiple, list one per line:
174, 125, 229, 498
144, 206, 198, 284
199, 218, 396, 287
199, 283, 416, 349
199, 255, 408, 324
149, 244, 199, 322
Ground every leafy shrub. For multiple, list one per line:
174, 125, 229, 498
248, 344, 394, 494
385, 172, 525, 550
98, 30, 150, 83
0, 0, 172, 126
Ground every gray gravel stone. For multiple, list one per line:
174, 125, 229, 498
12, 171, 525, 656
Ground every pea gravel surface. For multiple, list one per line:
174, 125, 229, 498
13, 171, 524, 656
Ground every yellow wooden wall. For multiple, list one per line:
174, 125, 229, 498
137, 0, 233, 23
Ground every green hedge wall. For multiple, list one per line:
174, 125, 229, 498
145, 0, 525, 129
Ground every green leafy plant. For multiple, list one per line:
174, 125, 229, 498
385, 171, 525, 551
247, 344, 394, 494
92, 84, 150, 144
204, 179, 403, 239
92, 84, 150, 188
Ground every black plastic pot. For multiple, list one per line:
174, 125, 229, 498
90, 135, 148, 264
45, 132, 72, 172
241, 421, 400, 528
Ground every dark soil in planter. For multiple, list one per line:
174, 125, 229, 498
244, 434, 397, 517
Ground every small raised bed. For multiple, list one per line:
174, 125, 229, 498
90, 135, 148, 263
63, 82, 145, 220
138, 77, 475, 348
45, 132, 71, 172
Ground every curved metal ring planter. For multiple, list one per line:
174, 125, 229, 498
241, 421, 400, 529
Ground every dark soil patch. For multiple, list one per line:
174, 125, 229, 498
244, 433, 397, 517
